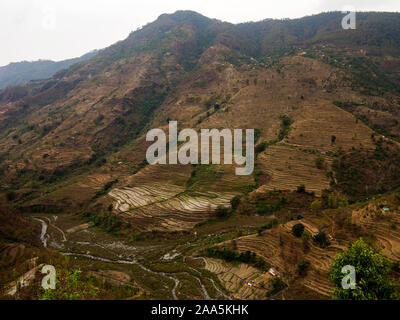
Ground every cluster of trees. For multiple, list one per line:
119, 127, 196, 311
205, 247, 269, 270
93, 179, 119, 199
292, 223, 329, 247
278, 115, 293, 140
83, 210, 123, 234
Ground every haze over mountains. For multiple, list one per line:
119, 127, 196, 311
0, 50, 99, 90
1, 10, 400, 300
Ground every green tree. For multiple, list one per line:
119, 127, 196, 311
215, 205, 230, 218
255, 142, 268, 154
310, 200, 322, 212
298, 259, 310, 277
292, 223, 305, 237
327, 193, 348, 209
230, 195, 241, 211
315, 157, 324, 169
296, 184, 306, 193
330, 239, 395, 300
313, 231, 329, 247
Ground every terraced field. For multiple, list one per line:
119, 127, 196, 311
212, 218, 346, 297
202, 258, 268, 300
352, 202, 400, 260
257, 144, 331, 195
289, 102, 375, 152
196, 197, 400, 299
107, 165, 240, 232
109, 184, 235, 231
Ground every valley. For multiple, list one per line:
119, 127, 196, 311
1, 10, 400, 300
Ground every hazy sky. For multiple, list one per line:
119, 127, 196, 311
0, 0, 399, 66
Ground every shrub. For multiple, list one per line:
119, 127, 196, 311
204, 247, 269, 271
315, 157, 324, 169
278, 115, 293, 140
266, 277, 287, 297
215, 205, 230, 218
296, 184, 306, 193
6, 191, 17, 202
258, 219, 279, 234
327, 193, 348, 209
310, 200, 322, 212
230, 196, 241, 211
292, 223, 305, 237
298, 259, 310, 277
255, 142, 268, 154
313, 231, 330, 247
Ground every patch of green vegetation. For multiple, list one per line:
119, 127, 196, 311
204, 247, 269, 271
257, 219, 279, 235
315, 156, 324, 169
266, 277, 287, 297
255, 141, 268, 154
296, 184, 306, 193
330, 238, 397, 300
215, 205, 230, 218
278, 114, 293, 140
92, 179, 119, 200
40, 269, 99, 300
292, 223, 305, 237
298, 259, 310, 277
313, 231, 330, 248
230, 195, 241, 211
186, 165, 218, 189
254, 199, 283, 216
83, 210, 124, 234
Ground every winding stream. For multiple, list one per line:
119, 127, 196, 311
32, 216, 217, 300
33, 218, 48, 248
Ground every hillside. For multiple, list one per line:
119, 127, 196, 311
1, 10, 400, 300
0, 50, 99, 90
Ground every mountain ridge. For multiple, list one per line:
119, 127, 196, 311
0, 50, 100, 90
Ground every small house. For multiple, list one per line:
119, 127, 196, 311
268, 268, 278, 277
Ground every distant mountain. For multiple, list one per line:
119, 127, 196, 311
0, 50, 100, 89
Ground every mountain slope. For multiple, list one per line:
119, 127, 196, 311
0, 10, 399, 212
1, 10, 400, 300
0, 50, 99, 90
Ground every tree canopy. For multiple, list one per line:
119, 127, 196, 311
330, 239, 396, 300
